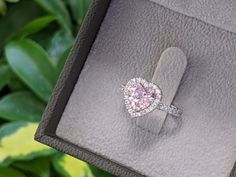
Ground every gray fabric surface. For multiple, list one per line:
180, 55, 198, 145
150, 0, 236, 34
56, 0, 236, 176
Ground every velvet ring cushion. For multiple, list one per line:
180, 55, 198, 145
132, 47, 187, 135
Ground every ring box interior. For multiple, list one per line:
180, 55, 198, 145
35, 0, 236, 176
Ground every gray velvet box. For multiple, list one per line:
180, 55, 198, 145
34, 1, 138, 176
35, 0, 236, 176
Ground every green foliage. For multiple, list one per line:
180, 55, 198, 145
0, 0, 44, 50
0, 166, 26, 177
0, 0, 20, 16
9, 16, 56, 40
0, 63, 12, 90
53, 154, 94, 177
13, 157, 51, 177
5, 39, 56, 102
0, 0, 115, 177
47, 29, 74, 66
65, 0, 91, 25
0, 92, 45, 122
33, 0, 72, 34
0, 122, 55, 166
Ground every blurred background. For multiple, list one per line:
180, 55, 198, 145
0, 0, 115, 176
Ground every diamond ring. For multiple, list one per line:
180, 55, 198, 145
122, 78, 182, 118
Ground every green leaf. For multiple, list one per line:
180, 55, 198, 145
66, 0, 91, 25
5, 0, 20, 2
9, 16, 56, 40
5, 39, 55, 102
90, 166, 115, 177
53, 154, 94, 177
0, 0, 6, 16
0, 166, 26, 177
27, 23, 59, 51
8, 77, 27, 91
48, 30, 74, 66
13, 157, 50, 177
33, 0, 72, 34
0, 58, 6, 65
0, 0, 44, 50
0, 92, 45, 122
0, 122, 55, 166
0, 64, 12, 91
56, 46, 71, 78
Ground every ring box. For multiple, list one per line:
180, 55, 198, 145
35, 0, 236, 176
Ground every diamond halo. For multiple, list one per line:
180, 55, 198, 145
123, 78, 162, 117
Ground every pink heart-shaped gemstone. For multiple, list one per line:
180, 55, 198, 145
123, 78, 162, 117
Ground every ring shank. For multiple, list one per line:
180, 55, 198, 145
157, 102, 182, 117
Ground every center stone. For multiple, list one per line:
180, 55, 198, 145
127, 82, 155, 112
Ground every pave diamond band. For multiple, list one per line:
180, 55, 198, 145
122, 78, 182, 118
156, 103, 182, 117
